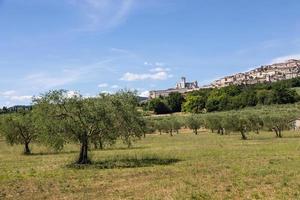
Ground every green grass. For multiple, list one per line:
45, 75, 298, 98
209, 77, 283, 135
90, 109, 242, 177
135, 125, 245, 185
1, 131, 300, 199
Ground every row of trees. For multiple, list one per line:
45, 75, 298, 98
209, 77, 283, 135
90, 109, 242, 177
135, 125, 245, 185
0, 90, 147, 164
145, 77, 300, 114
148, 108, 298, 140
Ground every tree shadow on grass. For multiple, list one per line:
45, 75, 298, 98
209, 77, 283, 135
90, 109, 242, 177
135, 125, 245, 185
67, 157, 181, 170
94, 146, 148, 152
29, 150, 78, 156
252, 134, 300, 141
29, 147, 147, 156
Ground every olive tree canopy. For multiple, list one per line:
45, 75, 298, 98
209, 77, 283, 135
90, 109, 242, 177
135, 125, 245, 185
33, 90, 146, 164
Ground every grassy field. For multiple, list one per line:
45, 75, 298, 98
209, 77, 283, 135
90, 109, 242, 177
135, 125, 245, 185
1, 130, 300, 200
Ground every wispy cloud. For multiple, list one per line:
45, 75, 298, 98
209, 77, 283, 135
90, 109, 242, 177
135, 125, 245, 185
68, 0, 135, 31
24, 69, 81, 89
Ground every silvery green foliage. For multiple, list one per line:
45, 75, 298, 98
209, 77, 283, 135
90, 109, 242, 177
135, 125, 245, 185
33, 89, 146, 164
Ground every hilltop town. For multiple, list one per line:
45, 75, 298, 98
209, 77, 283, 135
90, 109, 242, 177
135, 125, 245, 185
149, 59, 300, 98
210, 59, 300, 88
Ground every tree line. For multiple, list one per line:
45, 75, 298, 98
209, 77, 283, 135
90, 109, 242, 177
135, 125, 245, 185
147, 105, 299, 140
0, 105, 32, 114
0, 90, 147, 164
144, 77, 300, 114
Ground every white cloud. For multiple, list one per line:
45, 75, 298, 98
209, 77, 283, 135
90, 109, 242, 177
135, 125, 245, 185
121, 71, 173, 81
98, 83, 109, 88
270, 54, 300, 64
65, 90, 81, 98
121, 67, 173, 81
99, 90, 112, 94
139, 90, 149, 97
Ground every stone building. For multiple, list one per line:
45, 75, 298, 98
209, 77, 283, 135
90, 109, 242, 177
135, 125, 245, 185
149, 77, 199, 99
176, 77, 199, 89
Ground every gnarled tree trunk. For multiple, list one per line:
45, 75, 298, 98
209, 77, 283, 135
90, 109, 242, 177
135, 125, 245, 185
99, 138, 104, 150
78, 134, 90, 164
278, 129, 283, 138
273, 127, 280, 137
24, 142, 31, 155
240, 130, 247, 140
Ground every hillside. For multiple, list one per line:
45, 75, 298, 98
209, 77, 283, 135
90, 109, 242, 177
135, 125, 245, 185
211, 59, 300, 88
145, 76, 300, 114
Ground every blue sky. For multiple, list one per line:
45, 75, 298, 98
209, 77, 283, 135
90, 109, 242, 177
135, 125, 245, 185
1, 0, 300, 106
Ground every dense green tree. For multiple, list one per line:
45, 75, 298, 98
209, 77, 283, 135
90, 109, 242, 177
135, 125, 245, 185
166, 92, 184, 113
206, 97, 220, 112
148, 98, 171, 114
229, 95, 244, 110
272, 86, 298, 104
218, 94, 230, 111
257, 90, 273, 105
182, 95, 206, 113
240, 89, 257, 107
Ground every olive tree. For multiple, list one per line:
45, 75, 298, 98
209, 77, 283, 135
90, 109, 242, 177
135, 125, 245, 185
0, 111, 37, 155
172, 117, 182, 134
222, 113, 251, 140
262, 113, 295, 138
186, 114, 203, 135
204, 114, 224, 134
246, 112, 263, 134
154, 119, 164, 135
33, 90, 146, 164
111, 91, 147, 147
160, 117, 181, 136
145, 119, 156, 137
